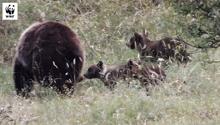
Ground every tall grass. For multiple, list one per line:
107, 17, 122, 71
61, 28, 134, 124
0, 0, 219, 125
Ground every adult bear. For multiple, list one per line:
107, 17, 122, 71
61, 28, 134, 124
13, 21, 84, 97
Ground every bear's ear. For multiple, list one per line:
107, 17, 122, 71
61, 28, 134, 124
134, 32, 141, 37
97, 61, 103, 68
134, 32, 143, 42
127, 59, 134, 66
143, 29, 149, 37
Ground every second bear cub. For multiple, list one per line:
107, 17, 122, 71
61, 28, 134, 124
126, 30, 191, 64
84, 60, 166, 90
84, 60, 140, 89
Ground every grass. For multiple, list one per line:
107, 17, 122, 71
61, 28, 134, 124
0, 0, 220, 125
0, 56, 219, 125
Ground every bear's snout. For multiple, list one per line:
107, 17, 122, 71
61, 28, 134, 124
83, 73, 90, 79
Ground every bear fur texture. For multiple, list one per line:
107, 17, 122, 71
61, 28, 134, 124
83, 60, 141, 89
84, 60, 166, 90
128, 60, 166, 88
13, 21, 84, 97
126, 30, 191, 64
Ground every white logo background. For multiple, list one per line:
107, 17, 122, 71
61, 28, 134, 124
2, 3, 18, 20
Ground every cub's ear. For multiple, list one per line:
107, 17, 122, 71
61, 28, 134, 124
97, 61, 104, 68
127, 59, 134, 66
134, 32, 142, 38
134, 32, 143, 42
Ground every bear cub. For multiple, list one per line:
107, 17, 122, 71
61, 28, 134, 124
84, 60, 166, 90
84, 60, 140, 89
126, 30, 191, 64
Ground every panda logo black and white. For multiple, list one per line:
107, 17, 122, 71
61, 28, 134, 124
5, 4, 15, 15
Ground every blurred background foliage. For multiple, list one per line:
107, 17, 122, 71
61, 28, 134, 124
170, 0, 220, 48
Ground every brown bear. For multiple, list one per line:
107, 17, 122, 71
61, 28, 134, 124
83, 60, 141, 89
13, 21, 84, 97
126, 30, 191, 64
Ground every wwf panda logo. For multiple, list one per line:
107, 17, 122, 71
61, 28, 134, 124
5, 4, 15, 15
2, 3, 18, 20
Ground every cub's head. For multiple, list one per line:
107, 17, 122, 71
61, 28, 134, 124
84, 61, 105, 79
126, 30, 149, 50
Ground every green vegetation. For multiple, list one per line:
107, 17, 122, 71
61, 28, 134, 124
0, 0, 219, 125
170, 0, 220, 48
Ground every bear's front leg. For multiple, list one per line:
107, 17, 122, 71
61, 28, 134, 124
13, 59, 33, 97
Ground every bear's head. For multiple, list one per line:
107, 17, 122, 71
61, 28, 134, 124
84, 61, 105, 79
126, 30, 150, 50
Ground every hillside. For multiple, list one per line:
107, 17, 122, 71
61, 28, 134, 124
0, 0, 220, 125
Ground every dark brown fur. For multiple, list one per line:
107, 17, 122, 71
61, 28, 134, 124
126, 31, 191, 64
84, 60, 166, 90
13, 21, 84, 97
128, 60, 166, 88
84, 60, 140, 89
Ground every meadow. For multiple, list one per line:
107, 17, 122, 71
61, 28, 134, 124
0, 0, 220, 124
